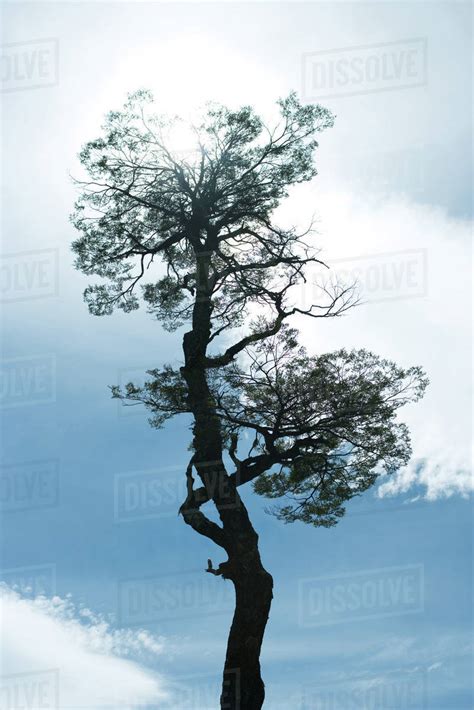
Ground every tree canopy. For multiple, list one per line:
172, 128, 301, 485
72, 89, 427, 527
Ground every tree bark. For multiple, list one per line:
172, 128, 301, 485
219, 547, 273, 710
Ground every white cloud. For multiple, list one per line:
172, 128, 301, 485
0, 586, 169, 709
281, 186, 472, 501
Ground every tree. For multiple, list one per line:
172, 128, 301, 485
71, 90, 428, 709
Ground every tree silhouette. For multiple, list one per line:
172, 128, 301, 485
71, 90, 427, 709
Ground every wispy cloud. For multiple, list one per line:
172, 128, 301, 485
0, 586, 169, 709
366, 633, 473, 668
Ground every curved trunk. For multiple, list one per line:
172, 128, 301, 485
180, 250, 273, 709
220, 552, 273, 710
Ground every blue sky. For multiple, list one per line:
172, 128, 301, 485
0, 2, 472, 708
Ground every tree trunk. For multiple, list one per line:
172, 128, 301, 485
220, 549, 273, 710
180, 250, 273, 709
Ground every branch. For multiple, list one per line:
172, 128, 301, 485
205, 282, 357, 368
186, 453, 275, 509
179, 458, 229, 549
205, 314, 286, 368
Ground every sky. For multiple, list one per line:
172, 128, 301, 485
0, 1, 472, 709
